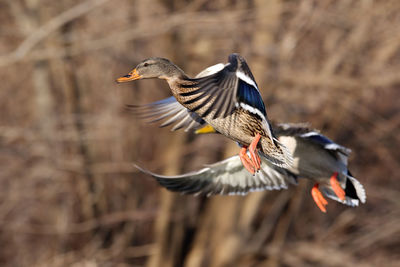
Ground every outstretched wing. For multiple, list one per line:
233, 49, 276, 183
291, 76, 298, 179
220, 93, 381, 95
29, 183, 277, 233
180, 53, 266, 120
126, 55, 268, 134
275, 123, 351, 163
124, 63, 228, 132
126, 96, 206, 132
135, 154, 297, 196
299, 132, 351, 155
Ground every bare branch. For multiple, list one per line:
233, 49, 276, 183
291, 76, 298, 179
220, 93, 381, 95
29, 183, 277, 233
0, 0, 111, 66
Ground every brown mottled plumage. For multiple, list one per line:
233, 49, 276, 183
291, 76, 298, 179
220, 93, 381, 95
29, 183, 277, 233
117, 54, 293, 169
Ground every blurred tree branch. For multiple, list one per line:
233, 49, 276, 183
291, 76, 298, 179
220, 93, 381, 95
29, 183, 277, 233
2, 0, 111, 66
0, 8, 253, 67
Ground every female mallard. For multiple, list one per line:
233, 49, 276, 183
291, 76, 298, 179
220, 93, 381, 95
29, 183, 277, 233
117, 54, 292, 174
127, 95, 366, 212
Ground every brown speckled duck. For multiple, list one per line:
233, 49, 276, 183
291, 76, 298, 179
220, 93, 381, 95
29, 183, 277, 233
117, 54, 293, 174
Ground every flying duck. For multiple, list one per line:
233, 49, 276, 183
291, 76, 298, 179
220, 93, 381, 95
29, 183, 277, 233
136, 120, 366, 212
116, 54, 293, 174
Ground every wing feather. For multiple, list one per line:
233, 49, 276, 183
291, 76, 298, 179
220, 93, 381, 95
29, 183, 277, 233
126, 96, 206, 132
134, 154, 295, 196
180, 54, 266, 120
274, 123, 351, 164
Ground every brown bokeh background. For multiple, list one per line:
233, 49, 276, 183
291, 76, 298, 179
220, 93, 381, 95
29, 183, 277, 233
1, 0, 399, 266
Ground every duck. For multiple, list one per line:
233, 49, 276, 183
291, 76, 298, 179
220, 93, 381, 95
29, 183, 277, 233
135, 119, 366, 212
269, 123, 366, 211
116, 54, 292, 175
126, 87, 366, 212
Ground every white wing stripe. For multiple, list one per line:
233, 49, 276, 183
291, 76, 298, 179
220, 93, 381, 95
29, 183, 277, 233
299, 131, 320, 137
195, 63, 226, 78
239, 103, 267, 122
236, 71, 259, 91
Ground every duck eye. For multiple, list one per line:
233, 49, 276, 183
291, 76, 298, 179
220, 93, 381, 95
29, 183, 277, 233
143, 63, 149, 67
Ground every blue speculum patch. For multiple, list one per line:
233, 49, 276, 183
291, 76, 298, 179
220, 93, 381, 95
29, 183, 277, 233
306, 134, 334, 146
237, 80, 266, 116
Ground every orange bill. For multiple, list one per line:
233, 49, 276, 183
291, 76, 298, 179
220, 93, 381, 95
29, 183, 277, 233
116, 69, 142, 83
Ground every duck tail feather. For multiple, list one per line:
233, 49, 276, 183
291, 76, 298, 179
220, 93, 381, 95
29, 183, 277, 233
259, 137, 293, 169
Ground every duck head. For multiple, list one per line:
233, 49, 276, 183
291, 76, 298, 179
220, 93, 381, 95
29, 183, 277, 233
117, 57, 184, 82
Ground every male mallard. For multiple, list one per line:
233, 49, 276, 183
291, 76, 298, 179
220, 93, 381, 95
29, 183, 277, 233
127, 95, 366, 212
117, 54, 292, 174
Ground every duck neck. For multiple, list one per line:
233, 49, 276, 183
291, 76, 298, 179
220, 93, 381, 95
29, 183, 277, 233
162, 65, 190, 93
160, 63, 187, 79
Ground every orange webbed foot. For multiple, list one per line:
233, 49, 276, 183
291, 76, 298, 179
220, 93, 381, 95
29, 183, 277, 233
330, 172, 346, 201
239, 147, 255, 175
248, 133, 261, 171
311, 183, 328, 213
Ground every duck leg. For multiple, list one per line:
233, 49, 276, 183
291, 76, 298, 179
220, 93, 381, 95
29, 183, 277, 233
330, 172, 346, 200
239, 147, 255, 175
311, 183, 328, 213
248, 133, 261, 170
239, 134, 262, 175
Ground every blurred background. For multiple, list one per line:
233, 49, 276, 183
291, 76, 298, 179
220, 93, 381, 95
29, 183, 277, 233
1, 0, 399, 266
